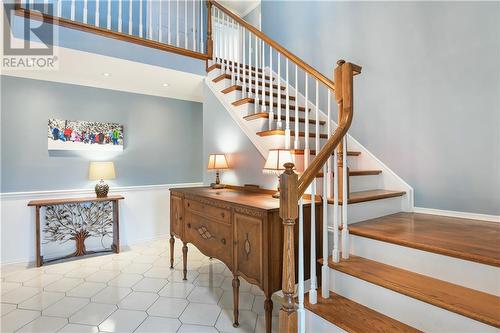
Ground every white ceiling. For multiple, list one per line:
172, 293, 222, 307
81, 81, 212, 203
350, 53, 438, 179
219, 0, 260, 18
2, 40, 205, 103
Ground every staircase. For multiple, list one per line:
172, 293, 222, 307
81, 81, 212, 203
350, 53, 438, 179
16, 1, 500, 332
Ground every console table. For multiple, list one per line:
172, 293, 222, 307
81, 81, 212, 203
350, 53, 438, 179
169, 186, 322, 333
28, 195, 124, 267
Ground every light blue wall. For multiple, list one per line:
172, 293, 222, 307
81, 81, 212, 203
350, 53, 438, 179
243, 4, 261, 29
202, 85, 277, 190
1, 76, 203, 192
261, 1, 500, 215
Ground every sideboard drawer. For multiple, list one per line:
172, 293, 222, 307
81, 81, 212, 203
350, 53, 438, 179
185, 199, 231, 224
184, 210, 233, 269
234, 212, 263, 287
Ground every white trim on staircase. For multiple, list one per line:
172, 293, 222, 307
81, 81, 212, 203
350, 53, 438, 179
413, 207, 500, 223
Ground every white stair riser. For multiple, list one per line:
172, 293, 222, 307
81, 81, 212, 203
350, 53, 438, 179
331, 195, 405, 224
292, 154, 358, 173
233, 102, 310, 117
329, 270, 497, 333
349, 235, 500, 296
245, 117, 326, 134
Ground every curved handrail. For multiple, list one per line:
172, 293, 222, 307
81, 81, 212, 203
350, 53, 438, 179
297, 61, 357, 197
210, 0, 336, 92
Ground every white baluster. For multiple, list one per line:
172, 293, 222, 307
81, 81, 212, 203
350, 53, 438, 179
315, 81, 320, 154
248, 30, 252, 99
284, 58, 290, 148
322, 163, 329, 299
83, 0, 87, 23
309, 180, 317, 304
276, 53, 281, 129
297, 197, 306, 333
332, 143, 340, 263
294, 65, 299, 149
118, 0, 122, 33
176, 0, 179, 46
327, 90, 332, 197
304, 73, 309, 168
254, 34, 258, 114
148, 0, 152, 39
106, 0, 111, 29
95, 0, 99, 26
242, 27, 246, 97
167, 0, 171, 44
128, 0, 132, 34
200, 0, 204, 53
158, 0, 163, 42
261, 40, 266, 113
230, 19, 235, 86
139, 0, 143, 37
43, 0, 48, 14
192, 0, 196, 51
342, 136, 349, 260
57, 0, 62, 18
71, 0, 76, 21
268, 46, 274, 130
236, 22, 240, 85
184, 0, 188, 48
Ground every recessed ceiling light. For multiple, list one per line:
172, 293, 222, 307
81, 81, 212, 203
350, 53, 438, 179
162, 83, 170, 87
102, 72, 111, 77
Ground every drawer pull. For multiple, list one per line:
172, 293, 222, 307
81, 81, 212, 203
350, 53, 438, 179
221, 212, 225, 218
187, 223, 191, 229
221, 238, 226, 245
187, 203, 190, 207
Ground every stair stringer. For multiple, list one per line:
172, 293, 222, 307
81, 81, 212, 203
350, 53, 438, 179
268, 66, 414, 212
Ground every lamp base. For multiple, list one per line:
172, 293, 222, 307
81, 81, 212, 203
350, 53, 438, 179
95, 180, 109, 198
210, 183, 225, 189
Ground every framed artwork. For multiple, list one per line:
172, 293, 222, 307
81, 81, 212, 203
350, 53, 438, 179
48, 118, 124, 151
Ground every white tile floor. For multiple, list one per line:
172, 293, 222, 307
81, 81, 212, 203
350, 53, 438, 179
0, 239, 280, 333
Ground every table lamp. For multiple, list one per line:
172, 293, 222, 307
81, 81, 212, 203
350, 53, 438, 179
89, 161, 116, 198
207, 154, 229, 189
263, 149, 294, 198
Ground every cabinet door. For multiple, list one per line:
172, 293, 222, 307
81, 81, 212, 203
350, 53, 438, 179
170, 195, 183, 238
234, 212, 263, 287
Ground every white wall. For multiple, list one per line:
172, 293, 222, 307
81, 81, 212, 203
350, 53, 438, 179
0, 182, 202, 265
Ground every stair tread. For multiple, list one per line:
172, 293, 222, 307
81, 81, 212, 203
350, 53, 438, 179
208, 62, 263, 74
243, 112, 324, 125
221, 85, 296, 101
291, 149, 361, 156
256, 129, 328, 139
349, 212, 500, 267
304, 291, 421, 333
233, 98, 309, 112
214, 77, 285, 90
218, 58, 263, 73
325, 255, 500, 328
316, 169, 382, 177
209, 63, 273, 80
327, 189, 406, 205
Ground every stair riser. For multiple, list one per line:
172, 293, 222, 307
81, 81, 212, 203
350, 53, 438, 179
327, 270, 497, 332
226, 90, 297, 105
349, 234, 500, 296
334, 196, 405, 224
233, 103, 309, 118
292, 154, 361, 175
246, 117, 325, 134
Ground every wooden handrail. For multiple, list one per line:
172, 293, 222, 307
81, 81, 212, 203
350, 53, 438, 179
14, 5, 211, 61
211, 0, 337, 92
297, 61, 359, 197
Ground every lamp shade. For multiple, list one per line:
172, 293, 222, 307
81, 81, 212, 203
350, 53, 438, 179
207, 154, 229, 170
263, 149, 294, 174
89, 161, 116, 180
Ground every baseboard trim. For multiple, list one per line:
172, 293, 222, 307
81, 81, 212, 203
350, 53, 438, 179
414, 207, 500, 223
0, 182, 204, 200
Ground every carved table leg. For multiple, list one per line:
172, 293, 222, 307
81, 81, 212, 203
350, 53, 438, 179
232, 275, 240, 328
264, 296, 273, 333
169, 235, 175, 269
182, 242, 188, 280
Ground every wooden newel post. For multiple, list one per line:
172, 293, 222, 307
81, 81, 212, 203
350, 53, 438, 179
206, 0, 213, 60
334, 60, 349, 200
279, 162, 298, 333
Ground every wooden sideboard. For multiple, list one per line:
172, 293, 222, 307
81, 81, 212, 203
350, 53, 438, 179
169, 186, 322, 333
